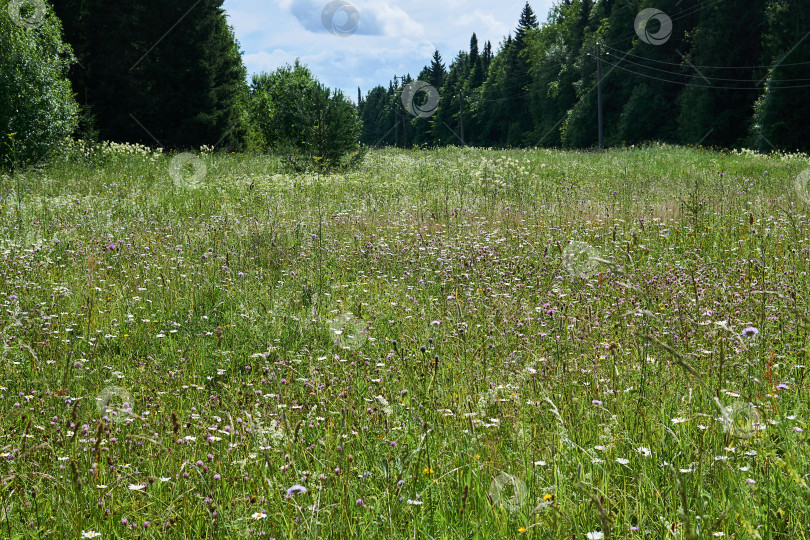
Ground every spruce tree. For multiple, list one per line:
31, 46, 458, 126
676, 0, 765, 148
51, 0, 248, 149
428, 50, 447, 89
751, 0, 810, 152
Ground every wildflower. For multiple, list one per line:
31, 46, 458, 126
776, 383, 788, 390
636, 447, 651, 457
407, 499, 423, 505
586, 532, 605, 539
81, 532, 102, 538
543, 494, 553, 501
251, 512, 267, 520
713, 533, 725, 537
616, 458, 630, 465
741, 326, 759, 338
671, 417, 687, 424
286, 484, 307, 497
128, 484, 145, 491
356, 498, 364, 506
518, 526, 527, 532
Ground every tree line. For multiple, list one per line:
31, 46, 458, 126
1, 0, 361, 171
359, 0, 810, 152
2, 0, 808, 173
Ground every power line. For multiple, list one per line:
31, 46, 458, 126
603, 51, 810, 83
600, 57, 810, 89
597, 0, 727, 51
601, 43, 810, 70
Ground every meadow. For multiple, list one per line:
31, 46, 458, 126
1, 142, 809, 539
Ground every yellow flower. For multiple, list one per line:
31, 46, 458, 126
543, 493, 553, 501
423, 467, 433, 475
518, 527, 527, 533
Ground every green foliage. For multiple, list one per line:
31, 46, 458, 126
359, 0, 808, 152
676, 0, 765, 148
750, 0, 810, 152
50, 0, 248, 149
246, 61, 362, 171
0, 0, 78, 171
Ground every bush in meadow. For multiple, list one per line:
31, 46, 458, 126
0, 0, 78, 171
246, 60, 363, 171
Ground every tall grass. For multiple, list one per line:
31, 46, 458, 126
0, 142, 809, 538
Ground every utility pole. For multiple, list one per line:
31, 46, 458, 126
393, 76, 399, 147
596, 42, 604, 151
458, 93, 465, 145
401, 76, 407, 149
393, 75, 410, 148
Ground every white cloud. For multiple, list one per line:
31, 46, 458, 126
224, 0, 556, 99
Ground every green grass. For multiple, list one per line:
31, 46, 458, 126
1, 142, 809, 539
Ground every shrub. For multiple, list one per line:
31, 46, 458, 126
246, 61, 362, 171
0, 0, 78, 172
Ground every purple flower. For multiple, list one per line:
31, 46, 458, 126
776, 383, 788, 390
9, 295, 17, 301
356, 498, 364, 507
741, 326, 759, 338
286, 484, 307, 497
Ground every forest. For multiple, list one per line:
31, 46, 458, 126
3, 0, 809, 174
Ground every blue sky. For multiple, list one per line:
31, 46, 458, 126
222, 0, 556, 102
